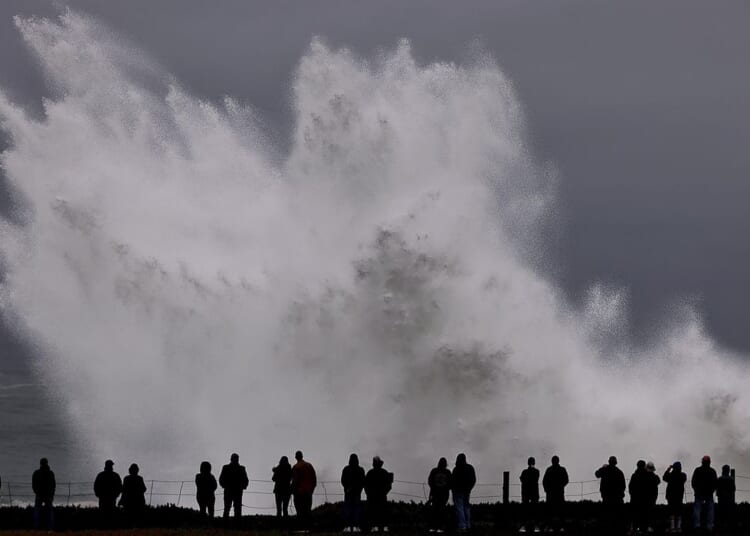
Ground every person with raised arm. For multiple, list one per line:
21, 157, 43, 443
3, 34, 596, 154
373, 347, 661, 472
663, 461, 686, 534
595, 456, 625, 534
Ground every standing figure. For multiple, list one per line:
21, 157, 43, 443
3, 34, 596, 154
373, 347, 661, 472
452, 453, 476, 532
542, 455, 568, 532
716, 464, 736, 531
595, 456, 625, 534
219, 453, 249, 519
195, 461, 218, 517
520, 457, 540, 533
273, 456, 293, 519
94, 460, 123, 517
663, 461, 686, 534
32, 458, 56, 530
365, 456, 393, 532
341, 454, 366, 532
120, 463, 147, 523
291, 450, 317, 529
691, 455, 717, 532
427, 457, 452, 533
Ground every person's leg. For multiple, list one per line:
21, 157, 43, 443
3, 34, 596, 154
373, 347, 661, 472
199, 498, 206, 516
33, 496, 42, 529
276, 493, 283, 517
208, 496, 215, 518
706, 498, 714, 531
692, 499, 701, 529
283, 493, 290, 517
235, 493, 243, 518
454, 492, 466, 530
48, 498, 55, 530
223, 493, 232, 518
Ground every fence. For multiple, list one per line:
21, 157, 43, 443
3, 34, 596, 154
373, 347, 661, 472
2, 475, 749, 509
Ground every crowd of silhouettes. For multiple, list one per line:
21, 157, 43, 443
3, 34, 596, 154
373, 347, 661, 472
2, 451, 745, 533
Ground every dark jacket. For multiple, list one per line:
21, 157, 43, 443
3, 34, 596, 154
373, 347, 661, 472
452, 462, 476, 495
273, 463, 293, 495
32, 467, 56, 498
628, 467, 660, 505
195, 472, 218, 501
542, 465, 568, 503
520, 467, 540, 502
691, 465, 718, 500
427, 467, 452, 499
663, 468, 686, 504
94, 469, 123, 500
292, 460, 317, 495
219, 462, 249, 494
120, 474, 147, 509
595, 464, 625, 503
365, 467, 393, 500
717, 475, 736, 504
341, 464, 366, 497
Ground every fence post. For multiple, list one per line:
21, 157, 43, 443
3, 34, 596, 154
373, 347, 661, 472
322, 482, 329, 503
580, 481, 584, 500
502, 471, 509, 504
177, 481, 184, 506
68, 482, 72, 505
149, 480, 154, 506
7, 482, 12, 507
422, 483, 428, 501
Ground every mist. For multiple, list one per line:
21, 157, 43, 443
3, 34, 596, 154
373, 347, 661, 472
1, 11, 750, 488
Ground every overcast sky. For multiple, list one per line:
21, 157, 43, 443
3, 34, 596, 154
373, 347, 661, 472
1, 0, 749, 357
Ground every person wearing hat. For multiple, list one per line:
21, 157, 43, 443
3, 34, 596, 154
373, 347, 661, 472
691, 455, 718, 531
94, 459, 123, 516
427, 457, 452, 533
595, 456, 625, 534
365, 456, 393, 532
32, 457, 56, 530
663, 461, 686, 533
119, 463, 147, 522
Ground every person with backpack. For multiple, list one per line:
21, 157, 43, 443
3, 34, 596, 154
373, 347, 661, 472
341, 453, 366, 532
365, 456, 393, 532
427, 457, 452, 533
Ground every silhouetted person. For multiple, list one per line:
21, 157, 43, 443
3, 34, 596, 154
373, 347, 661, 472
341, 453, 366, 532
663, 461, 686, 533
365, 456, 393, 532
32, 457, 55, 530
120, 463, 147, 523
519, 457, 540, 533
273, 456, 293, 519
219, 453, 249, 519
628, 460, 659, 533
716, 464, 736, 531
195, 461, 217, 517
94, 459, 123, 517
542, 455, 568, 531
595, 456, 625, 534
291, 450, 317, 529
691, 455, 717, 531
427, 457, 452, 533
452, 453, 476, 532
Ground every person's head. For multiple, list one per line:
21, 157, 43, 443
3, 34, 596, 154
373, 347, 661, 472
646, 461, 655, 473
608, 456, 617, 466
551, 456, 560, 466
295, 450, 303, 461
40, 457, 49, 468
105, 459, 114, 470
438, 457, 447, 469
200, 461, 212, 474
129, 463, 139, 475
373, 456, 384, 468
230, 453, 239, 463
349, 453, 359, 466
279, 456, 289, 466
722, 464, 731, 476
456, 453, 467, 466
672, 461, 682, 472
636, 460, 646, 470
528, 457, 536, 467
702, 455, 711, 467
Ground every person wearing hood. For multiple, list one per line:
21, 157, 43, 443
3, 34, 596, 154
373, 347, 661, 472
195, 461, 218, 518
427, 457, 452, 533
32, 458, 56, 530
365, 456, 393, 532
691, 455, 717, 531
452, 453, 476, 532
663, 461, 686, 533
119, 463, 147, 523
595, 456, 625, 534
716, 464, 736, 531
273, 456, 293, 519
341, 453, 366, 532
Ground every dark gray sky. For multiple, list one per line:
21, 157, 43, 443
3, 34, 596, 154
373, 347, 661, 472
1, 0, 749, 356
